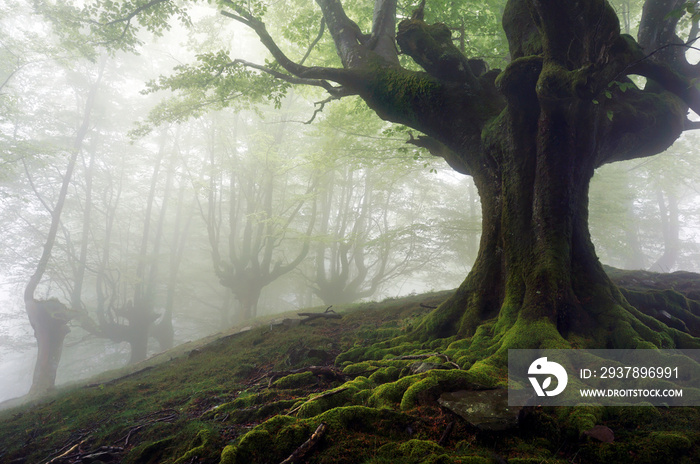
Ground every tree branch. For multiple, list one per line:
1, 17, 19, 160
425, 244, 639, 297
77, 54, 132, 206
219, 4, 351, 85
368, 0, 399, 65
227, 58, 341, 94
315, 0, 370, 68
300, 18, 326, 66
627, 57, 700, 116
22, 158, 53, 214
407, 133, 471, 175
397, 17, 478, 86
101, 0, 169, 26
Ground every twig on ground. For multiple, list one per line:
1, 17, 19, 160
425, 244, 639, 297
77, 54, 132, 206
118, 409, 179, 445
438, 421, 454, 446
279, 422, 328, 464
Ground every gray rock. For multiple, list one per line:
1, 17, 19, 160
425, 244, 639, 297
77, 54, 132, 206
409, 361, 440, 374
438, 389, 523, 431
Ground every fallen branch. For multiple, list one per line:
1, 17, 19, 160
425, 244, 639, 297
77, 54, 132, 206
298, 305, 342, 323
45, 438, 88, 463
279, 422, 328, 464
45, 445, 123, 464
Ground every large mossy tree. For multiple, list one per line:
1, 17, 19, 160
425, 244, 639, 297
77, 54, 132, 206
81, 0, 700, 362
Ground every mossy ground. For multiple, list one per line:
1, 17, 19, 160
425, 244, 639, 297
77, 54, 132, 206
1, 281, 700, 463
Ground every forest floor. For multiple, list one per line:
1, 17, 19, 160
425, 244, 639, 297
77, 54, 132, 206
1, 270, 700, 463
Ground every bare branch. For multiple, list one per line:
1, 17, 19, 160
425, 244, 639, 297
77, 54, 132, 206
22, 158, 53, 214
304, 95, 339, 124
300, 18, 326, 66
228, 58, 341, 94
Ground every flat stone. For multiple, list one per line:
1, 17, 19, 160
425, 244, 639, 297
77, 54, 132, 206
410, 362, 440, 374
438, 389, 523, 431
583, 425, 614, 443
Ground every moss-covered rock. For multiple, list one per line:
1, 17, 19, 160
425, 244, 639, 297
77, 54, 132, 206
271, 371, 317, 389
561, 405, 604, 436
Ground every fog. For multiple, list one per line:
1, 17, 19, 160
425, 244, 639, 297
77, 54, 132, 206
2, 0, 700, 402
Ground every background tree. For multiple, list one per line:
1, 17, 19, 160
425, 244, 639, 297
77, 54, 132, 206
198, 111, 318, 321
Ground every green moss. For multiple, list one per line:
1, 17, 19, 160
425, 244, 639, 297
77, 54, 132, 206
174, 428, 216, 463
368, 366, 401, 385
127, 437, 175, 464
376, 439, 448, 463
561, 405, 604, 435
271, 371, 316, 389
296, 377, 375, 418
400, 369, 495, 410
369, 374, 423, 408
455, 458, 491, 464
642, 431, 692, 461
221, 415, 308, 464
342, 360, 379, 375
604, 404, 661, 426
296, 388, 354, 418
7, 286, 700, 464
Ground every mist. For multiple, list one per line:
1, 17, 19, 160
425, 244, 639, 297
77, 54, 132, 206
2, 0, 700, 404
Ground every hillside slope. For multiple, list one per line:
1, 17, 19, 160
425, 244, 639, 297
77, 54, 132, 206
1, 282, 700, 464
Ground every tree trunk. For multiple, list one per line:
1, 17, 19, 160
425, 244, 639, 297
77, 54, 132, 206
25, 299, 71, 396
127, 134, 167, 364
414, 97, 700, 366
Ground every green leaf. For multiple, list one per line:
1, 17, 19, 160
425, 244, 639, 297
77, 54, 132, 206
607, 110, 613, 121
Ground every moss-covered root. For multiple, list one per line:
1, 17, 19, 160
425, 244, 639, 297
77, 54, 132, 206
220, 407, 413, 464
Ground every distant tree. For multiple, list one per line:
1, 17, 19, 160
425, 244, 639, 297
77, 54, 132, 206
311, 164, 420, 304
198, 112, 317, 321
